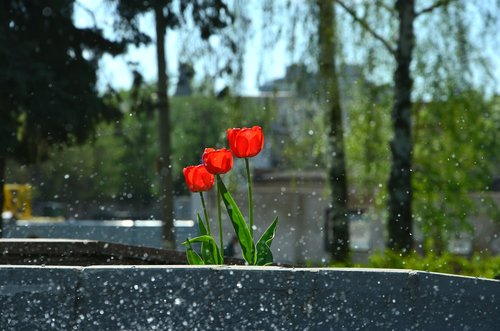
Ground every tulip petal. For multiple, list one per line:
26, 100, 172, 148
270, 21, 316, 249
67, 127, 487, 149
227, 126, 264, 158
248, 133, 261, 156
227, 128, 238, 145
235, 133, 250, 157
203, 148, 233, 174
183, 165, 215, 192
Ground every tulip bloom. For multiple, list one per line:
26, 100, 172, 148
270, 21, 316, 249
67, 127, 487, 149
227, 125, 264, 237
202, 148, 234, 175
183, 165, 215, 192
227, 126, 264, 158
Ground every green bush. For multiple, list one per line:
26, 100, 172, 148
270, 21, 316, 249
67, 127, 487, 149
360, 251, 500, 279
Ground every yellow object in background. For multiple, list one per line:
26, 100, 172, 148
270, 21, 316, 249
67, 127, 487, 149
2, 184, 32, 219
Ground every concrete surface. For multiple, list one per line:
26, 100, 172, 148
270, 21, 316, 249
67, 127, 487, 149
0, 266, 498, 330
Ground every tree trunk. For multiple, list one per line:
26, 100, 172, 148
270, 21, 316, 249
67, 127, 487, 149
387, 0, 415, 253
318, 0, 350, 262
154, 4, 175, 248
0, 157, 5, 237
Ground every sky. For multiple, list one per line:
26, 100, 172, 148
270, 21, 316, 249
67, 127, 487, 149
74, 1, 500, 97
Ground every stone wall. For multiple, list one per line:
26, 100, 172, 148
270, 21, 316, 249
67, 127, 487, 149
1, 266, 498, 330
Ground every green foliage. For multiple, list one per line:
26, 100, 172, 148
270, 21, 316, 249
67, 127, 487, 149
196, 212, 221, 263
0, 0, 126, 219
117, 112, 158, 203
185, 239, 205, 265
197, 213, 208, 236
171, 96, 230, 194
112, 0, 236, 82
0, 0, 124, 162
183, 235, 222, 265
186, 248, 205, 265
280, 99, 328, 170
217, 176, 256, 263
413, 91, 500, 252
107, 84, 159, 202
343, 85, 500, 252
327, 251, 500, 279
185, 171, 279, 266
344, 85, 392, 209
217, 175, 279, 265
6, 93, 272, 210
255, 216, 279, 266
6, 122, 126, 203
114, 0, 233, 40
365, 251, 500, 280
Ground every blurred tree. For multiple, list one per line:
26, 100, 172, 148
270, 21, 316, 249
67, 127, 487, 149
334, 0, 490, 253
336, 0, 500, 254
335, 0, 420, 253
387, 0, 415, 253
317, 0, 350, 262
256, 0, 352, 262
111, 0, 235, 248
0, 0, 124, 235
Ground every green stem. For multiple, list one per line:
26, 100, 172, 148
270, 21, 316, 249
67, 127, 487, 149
245, 158, 254, 238
199, 192, 211, 235
217, 175, 224, 262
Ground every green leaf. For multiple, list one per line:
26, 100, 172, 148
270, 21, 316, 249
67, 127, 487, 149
183, 235, 222, 265
184, 238, 204, 265
196, 213, 212, 263
258, 216, 279, 248
186, 248, 205, 265
255, 217, 278, 266
217, 176, 256, 264
197, 213, 207, 235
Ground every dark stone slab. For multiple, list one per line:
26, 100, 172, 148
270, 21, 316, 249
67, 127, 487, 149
312, 268, 415, 330
73, 267, 499, 331
414, 271, 500, 331
0, 255, 498, 330
0, 266, 79, 330
77, 266, 316, 330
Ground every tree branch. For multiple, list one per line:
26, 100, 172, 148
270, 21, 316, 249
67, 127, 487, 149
415, 0, 455, 17
334, 0, 396, 56
376, 0, 396, 15
75, 1, 98, 28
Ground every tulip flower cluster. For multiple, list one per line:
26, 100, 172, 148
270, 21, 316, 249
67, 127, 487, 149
182, 126, 278, 266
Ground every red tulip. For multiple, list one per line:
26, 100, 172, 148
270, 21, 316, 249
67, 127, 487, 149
202, 148, 233, 174
183, 165, 215, 192
227, 126, 264, 158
